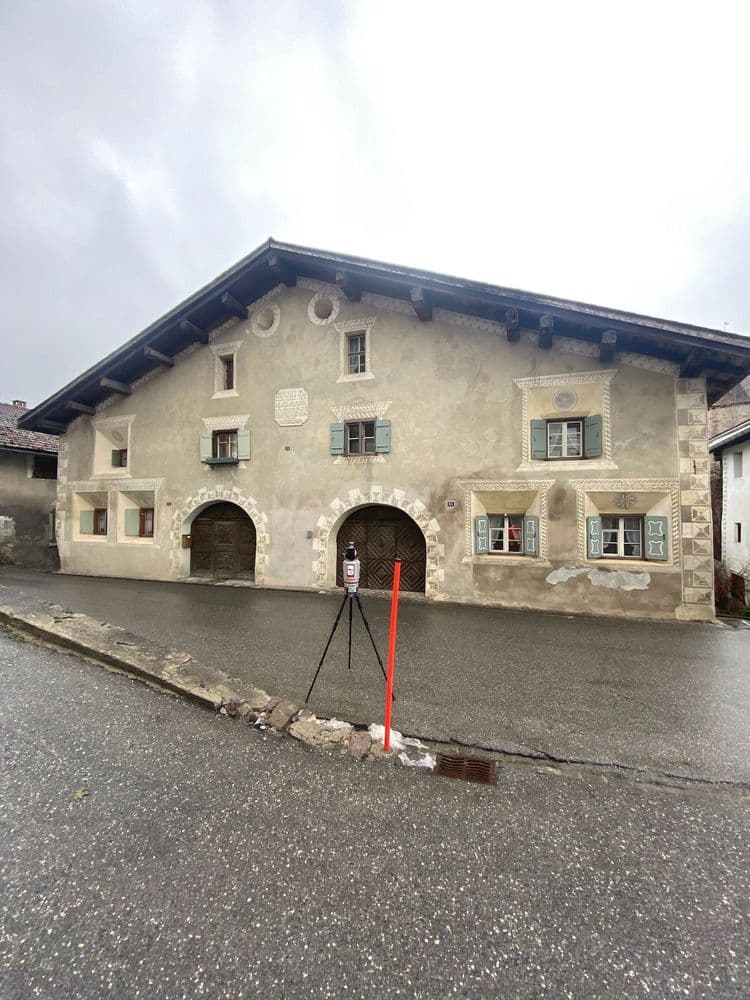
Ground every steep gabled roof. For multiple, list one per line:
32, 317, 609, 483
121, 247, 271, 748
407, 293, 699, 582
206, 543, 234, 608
0, 402, 59, 453
19, 238, 750, 433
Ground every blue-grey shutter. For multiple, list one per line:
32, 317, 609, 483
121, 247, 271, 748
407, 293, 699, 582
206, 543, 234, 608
587, 516, 602, 559
474, 516, 489, 554
237, 428, 250, 460
585, 415, 602, 458
199, 432, 212, 461
124, 508, 140, 536
530, 420, 547, 460
375, 419, 391, 453
80, 509, 94, 535
523, 516, 539, 556
644, 516, 668, 561
330, 422, 345, 455
111, 449, 120, 467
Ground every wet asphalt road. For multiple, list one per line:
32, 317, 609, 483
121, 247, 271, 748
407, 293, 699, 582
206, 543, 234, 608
1, 568, 749, 783
1, 629, 748, 1000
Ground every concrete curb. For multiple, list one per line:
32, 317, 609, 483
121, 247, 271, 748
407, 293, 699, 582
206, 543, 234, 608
0, 592, 435, 768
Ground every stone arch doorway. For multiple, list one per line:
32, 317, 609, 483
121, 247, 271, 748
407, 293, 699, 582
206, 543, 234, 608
336, 505, 426, 593
190, 502, 256, 580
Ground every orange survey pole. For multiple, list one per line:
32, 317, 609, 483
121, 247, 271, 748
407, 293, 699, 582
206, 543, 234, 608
383, 559, 402, 752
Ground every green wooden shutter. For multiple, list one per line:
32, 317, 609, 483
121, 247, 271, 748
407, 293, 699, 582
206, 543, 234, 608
80, 509, 94, 535
585, 415, 602, 458
375, 419, 391, 453
530, 420, 547, 459
523, 516, 539, 556
111, 449, 120, 467
644, 516, 668, 561
587, 516, 602, 559
330, 423, 345, 455
124, 508, 140, 536
199, 432, 212, 461
237, 428, 251, 461
474, 516, 489, 554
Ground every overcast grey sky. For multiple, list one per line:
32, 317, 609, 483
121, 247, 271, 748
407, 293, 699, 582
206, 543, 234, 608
1, 1, 749, 406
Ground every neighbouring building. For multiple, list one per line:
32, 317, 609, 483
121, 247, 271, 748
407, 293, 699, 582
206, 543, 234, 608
17, 240, 750, 620
709, 419, 750, 600
0, 401, 59, 569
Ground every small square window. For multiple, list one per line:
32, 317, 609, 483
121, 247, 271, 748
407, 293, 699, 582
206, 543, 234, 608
111, 448, 128, 468
32, 454, 57, 479
213, 430, 238, 460
345, 420, 375, 455
601, 515, 643, 558
347, 333, 367, 375
547, 419, 583, 459
93, 508, 108, 536
488, 515, 524, 554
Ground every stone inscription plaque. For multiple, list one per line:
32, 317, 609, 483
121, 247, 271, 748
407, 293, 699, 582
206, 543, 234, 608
275, 387, 309, 426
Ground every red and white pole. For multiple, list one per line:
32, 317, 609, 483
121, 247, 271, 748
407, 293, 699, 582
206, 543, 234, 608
383, 559, 401, 752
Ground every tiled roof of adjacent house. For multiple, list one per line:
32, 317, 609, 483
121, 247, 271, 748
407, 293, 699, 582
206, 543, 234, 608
709, 417, 750, 453
0, 402, 59, 453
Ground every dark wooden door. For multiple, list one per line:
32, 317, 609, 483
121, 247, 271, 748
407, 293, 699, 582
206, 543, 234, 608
190, 503, 255, 579
337, 506, 426, 593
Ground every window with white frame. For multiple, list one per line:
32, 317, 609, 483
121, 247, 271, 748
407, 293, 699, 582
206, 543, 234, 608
336, 318, 376, 383
547, 419, 584, 459
489, 515, 524, 554
93, 416, 133, 477
347, 333, 366, 375
601, 515, 643, 558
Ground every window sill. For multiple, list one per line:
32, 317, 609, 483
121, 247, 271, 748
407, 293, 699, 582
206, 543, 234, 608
75, 535, 109, 543
516, 459, 618, 473
203, 457, 239, 466
212, 389, 239, 399
462, 555, 551, 568
337, 372, 375, 384
120, 536, 156, 545
92, 469, 130, 478
333, 454, 386, 464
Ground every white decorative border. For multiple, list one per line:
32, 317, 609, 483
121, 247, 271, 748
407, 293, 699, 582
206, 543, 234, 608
69, 478, 164, 492
169, 488, 270, 584
307, 291, 341, 326
94, 414, 135, 431
458, 479, 552, 560
251, 302, 281, 339
569, 478, 680, 566
297, 277, 338, 295
312, 486, 443, 597
201, 414, 249, 432
514, 370, 616, 465
335, 317, 377, 383
362, 291, 415, 318
330, 400, 391, 421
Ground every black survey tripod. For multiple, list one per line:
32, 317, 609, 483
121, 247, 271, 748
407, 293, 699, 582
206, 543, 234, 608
305, 588, 394, 704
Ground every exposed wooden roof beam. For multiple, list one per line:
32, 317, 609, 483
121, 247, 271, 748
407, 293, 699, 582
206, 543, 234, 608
504, 308, 520, 343
680, 349, 708, 378
220, 292, 247, 320
144, 346, 174, 367
539, 314, 554, 349
410, 286, 432, 322
600, 329, 618, 363
335, 269, 362, 302
39, 420, 66, 433
180, 319, 209, 343
66, 401, 95, 415
99, 377, 131, 396
268, 253, 296, 286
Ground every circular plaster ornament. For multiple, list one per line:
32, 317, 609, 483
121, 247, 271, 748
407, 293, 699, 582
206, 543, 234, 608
552, 389, 577, 412
251, 303, 281, 338
307, 291, 340, 326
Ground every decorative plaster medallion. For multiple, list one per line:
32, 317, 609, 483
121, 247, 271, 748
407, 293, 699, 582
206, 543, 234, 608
275, 388, 309, 426
307, 291, 340, 326
614, 492, 637, 510
553, 389, 577, 412
251, 302, 281, 338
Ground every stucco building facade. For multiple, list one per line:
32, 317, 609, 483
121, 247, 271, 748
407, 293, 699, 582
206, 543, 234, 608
19, 241, 750, 621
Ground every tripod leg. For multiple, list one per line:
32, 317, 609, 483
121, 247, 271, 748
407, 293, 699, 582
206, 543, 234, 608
347, 592, 353, 671
354, 593, 394, 699
305, 591, 349, 703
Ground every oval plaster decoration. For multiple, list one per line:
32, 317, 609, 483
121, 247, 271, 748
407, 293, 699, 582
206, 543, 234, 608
251, 303, 281, 338
307, 291, 340, 326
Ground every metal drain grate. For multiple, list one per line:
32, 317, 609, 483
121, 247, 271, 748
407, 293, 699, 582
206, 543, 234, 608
434, 752, 497, 785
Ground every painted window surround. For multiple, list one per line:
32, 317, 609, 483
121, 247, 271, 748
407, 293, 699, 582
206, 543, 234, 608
92, 414, 134, 479
569, 478, 680, 569
459, 479, 552, 567
514, 370, 618, 472
68, 478, 164, 545
211, 339, 243, 399
200, 414, 250, 469
335, 317, 376, 383
329, 401, 391, 464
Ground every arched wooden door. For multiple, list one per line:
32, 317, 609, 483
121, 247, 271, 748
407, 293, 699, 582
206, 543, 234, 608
336, 505, 426, 593
190, 503, 256, 579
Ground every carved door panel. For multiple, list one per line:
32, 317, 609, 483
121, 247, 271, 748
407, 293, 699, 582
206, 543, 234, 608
190, 520, 214, 576
214, 520, 238, 577
189, 504, 256, 579
336, 506, 426, 593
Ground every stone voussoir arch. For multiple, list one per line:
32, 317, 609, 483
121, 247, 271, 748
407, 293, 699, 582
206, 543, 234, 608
170, 487, 270, 583
313, 486, 443, 597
